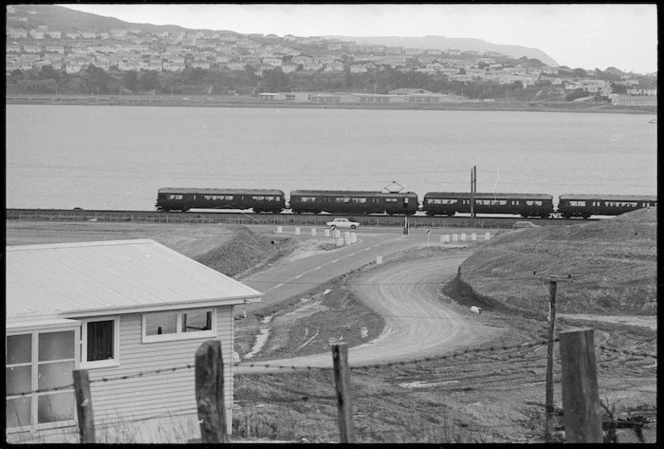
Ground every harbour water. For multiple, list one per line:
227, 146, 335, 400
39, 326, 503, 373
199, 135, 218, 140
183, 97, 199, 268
6, 105, 657, 210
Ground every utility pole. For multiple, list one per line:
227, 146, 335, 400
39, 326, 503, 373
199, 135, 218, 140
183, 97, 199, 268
534, 272, 574, 442
470, 166, 477, 224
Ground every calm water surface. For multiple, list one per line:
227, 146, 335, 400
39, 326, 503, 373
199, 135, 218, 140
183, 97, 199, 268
6, 105, 657, 210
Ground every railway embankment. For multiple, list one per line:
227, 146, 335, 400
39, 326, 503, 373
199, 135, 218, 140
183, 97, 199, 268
6, 94, 657, 115
451, 207, 657, 321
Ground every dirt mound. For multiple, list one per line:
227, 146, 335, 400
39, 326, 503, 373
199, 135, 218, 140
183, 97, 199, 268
457, 208, 657, 316
194, 226, 296, 278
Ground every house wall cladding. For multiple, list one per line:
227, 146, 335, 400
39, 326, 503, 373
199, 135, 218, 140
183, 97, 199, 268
86, 306, 234, 428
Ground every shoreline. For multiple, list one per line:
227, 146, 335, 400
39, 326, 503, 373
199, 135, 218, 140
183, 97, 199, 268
6, 94, 656, 114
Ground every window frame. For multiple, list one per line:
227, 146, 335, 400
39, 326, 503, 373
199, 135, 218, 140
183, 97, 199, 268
6, 324, 80, 433
80, 316, 120, 369
142, 308, 216, 344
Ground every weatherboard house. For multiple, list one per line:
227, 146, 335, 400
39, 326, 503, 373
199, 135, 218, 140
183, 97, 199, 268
6, 239, 261, 442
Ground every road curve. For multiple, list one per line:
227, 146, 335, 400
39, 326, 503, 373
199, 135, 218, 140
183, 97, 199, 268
236, 250, 506, 372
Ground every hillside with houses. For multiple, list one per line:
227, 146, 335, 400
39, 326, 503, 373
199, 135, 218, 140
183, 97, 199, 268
6, 4, 657, 108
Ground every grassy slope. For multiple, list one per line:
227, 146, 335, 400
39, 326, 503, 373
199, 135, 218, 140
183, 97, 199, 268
194, 226, 296, 278
189, 217, 656, 443
455, 208, 657, 316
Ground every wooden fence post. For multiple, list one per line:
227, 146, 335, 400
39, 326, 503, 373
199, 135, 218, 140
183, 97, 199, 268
73, 369, 96, 444
195, 340, 229, 443
331, 342, 355, 443
559, 328, 603, 443
544, 280, 557, 441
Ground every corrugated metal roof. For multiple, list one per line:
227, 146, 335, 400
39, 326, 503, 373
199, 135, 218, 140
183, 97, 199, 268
558, 194, 657, 201
424, 192, 553, 200
6, 239, 262, 320
290, 190, 417, 197
158, 187, 284, 195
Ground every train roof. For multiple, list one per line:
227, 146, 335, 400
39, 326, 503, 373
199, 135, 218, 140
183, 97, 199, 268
424, 192, 553, 200
158, 188, 285, 195
558, 194, 657, 201
290, 190, 418, 197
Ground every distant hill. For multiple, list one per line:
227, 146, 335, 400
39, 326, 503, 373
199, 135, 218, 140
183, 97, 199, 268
325, 35, 559, 67
13, 5, 558, 66
8, 4, 235, 35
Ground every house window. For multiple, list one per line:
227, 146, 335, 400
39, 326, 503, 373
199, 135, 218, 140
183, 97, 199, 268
80, 317, 119, 368
6, 328, 78, 432
142, 308, 215, 343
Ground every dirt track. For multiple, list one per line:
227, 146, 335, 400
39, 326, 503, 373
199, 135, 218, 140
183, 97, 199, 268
237, 251, 506, 371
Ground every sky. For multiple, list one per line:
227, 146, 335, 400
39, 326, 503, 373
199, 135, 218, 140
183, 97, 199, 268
61, 4, 658, 74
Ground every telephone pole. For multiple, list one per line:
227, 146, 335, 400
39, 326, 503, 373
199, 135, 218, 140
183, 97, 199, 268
470, 166, 477, 223
534, 272, 574, 442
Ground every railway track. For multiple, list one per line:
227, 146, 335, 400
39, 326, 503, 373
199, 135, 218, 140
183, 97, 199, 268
5, 208, 588, 229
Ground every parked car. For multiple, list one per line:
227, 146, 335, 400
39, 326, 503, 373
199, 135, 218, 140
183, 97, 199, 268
326, 218, 360, 230
512, 221, 540, 229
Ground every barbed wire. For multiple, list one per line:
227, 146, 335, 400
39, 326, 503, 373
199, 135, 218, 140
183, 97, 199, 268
234, 338, 554, 373
90, 363, 195, 384
597, 345, 657, 360
8, 382, 76, 397
8, 339, 654, 397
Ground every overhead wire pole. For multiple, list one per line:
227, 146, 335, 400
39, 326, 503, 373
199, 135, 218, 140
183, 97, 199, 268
470, 166, 477, 225
534, 272, 574, 442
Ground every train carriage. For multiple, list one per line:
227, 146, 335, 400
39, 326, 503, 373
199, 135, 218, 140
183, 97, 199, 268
423, 192, 554, 218
289, 190, 418, 215
557, 194, 657, 219
155, 188, 285, 213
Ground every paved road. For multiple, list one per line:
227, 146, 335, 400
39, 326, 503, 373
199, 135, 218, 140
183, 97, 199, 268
236, 233, 505, 372
238, 228, 456, 315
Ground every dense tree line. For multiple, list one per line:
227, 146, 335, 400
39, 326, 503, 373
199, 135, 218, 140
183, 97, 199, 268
5, 63, 654, 101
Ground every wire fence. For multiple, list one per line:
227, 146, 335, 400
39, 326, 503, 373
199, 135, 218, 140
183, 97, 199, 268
8, 334, 656, 444
10, 337, 656, 397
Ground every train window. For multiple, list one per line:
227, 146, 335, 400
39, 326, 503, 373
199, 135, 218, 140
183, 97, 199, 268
386, 198, 397, 203
168, 194, 183, 200
252, 196, 265, 201
570, 201, 586, 207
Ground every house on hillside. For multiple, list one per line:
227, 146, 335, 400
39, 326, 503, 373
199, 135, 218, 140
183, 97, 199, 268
388, 88, 433, 95
6, 239, 261, 443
